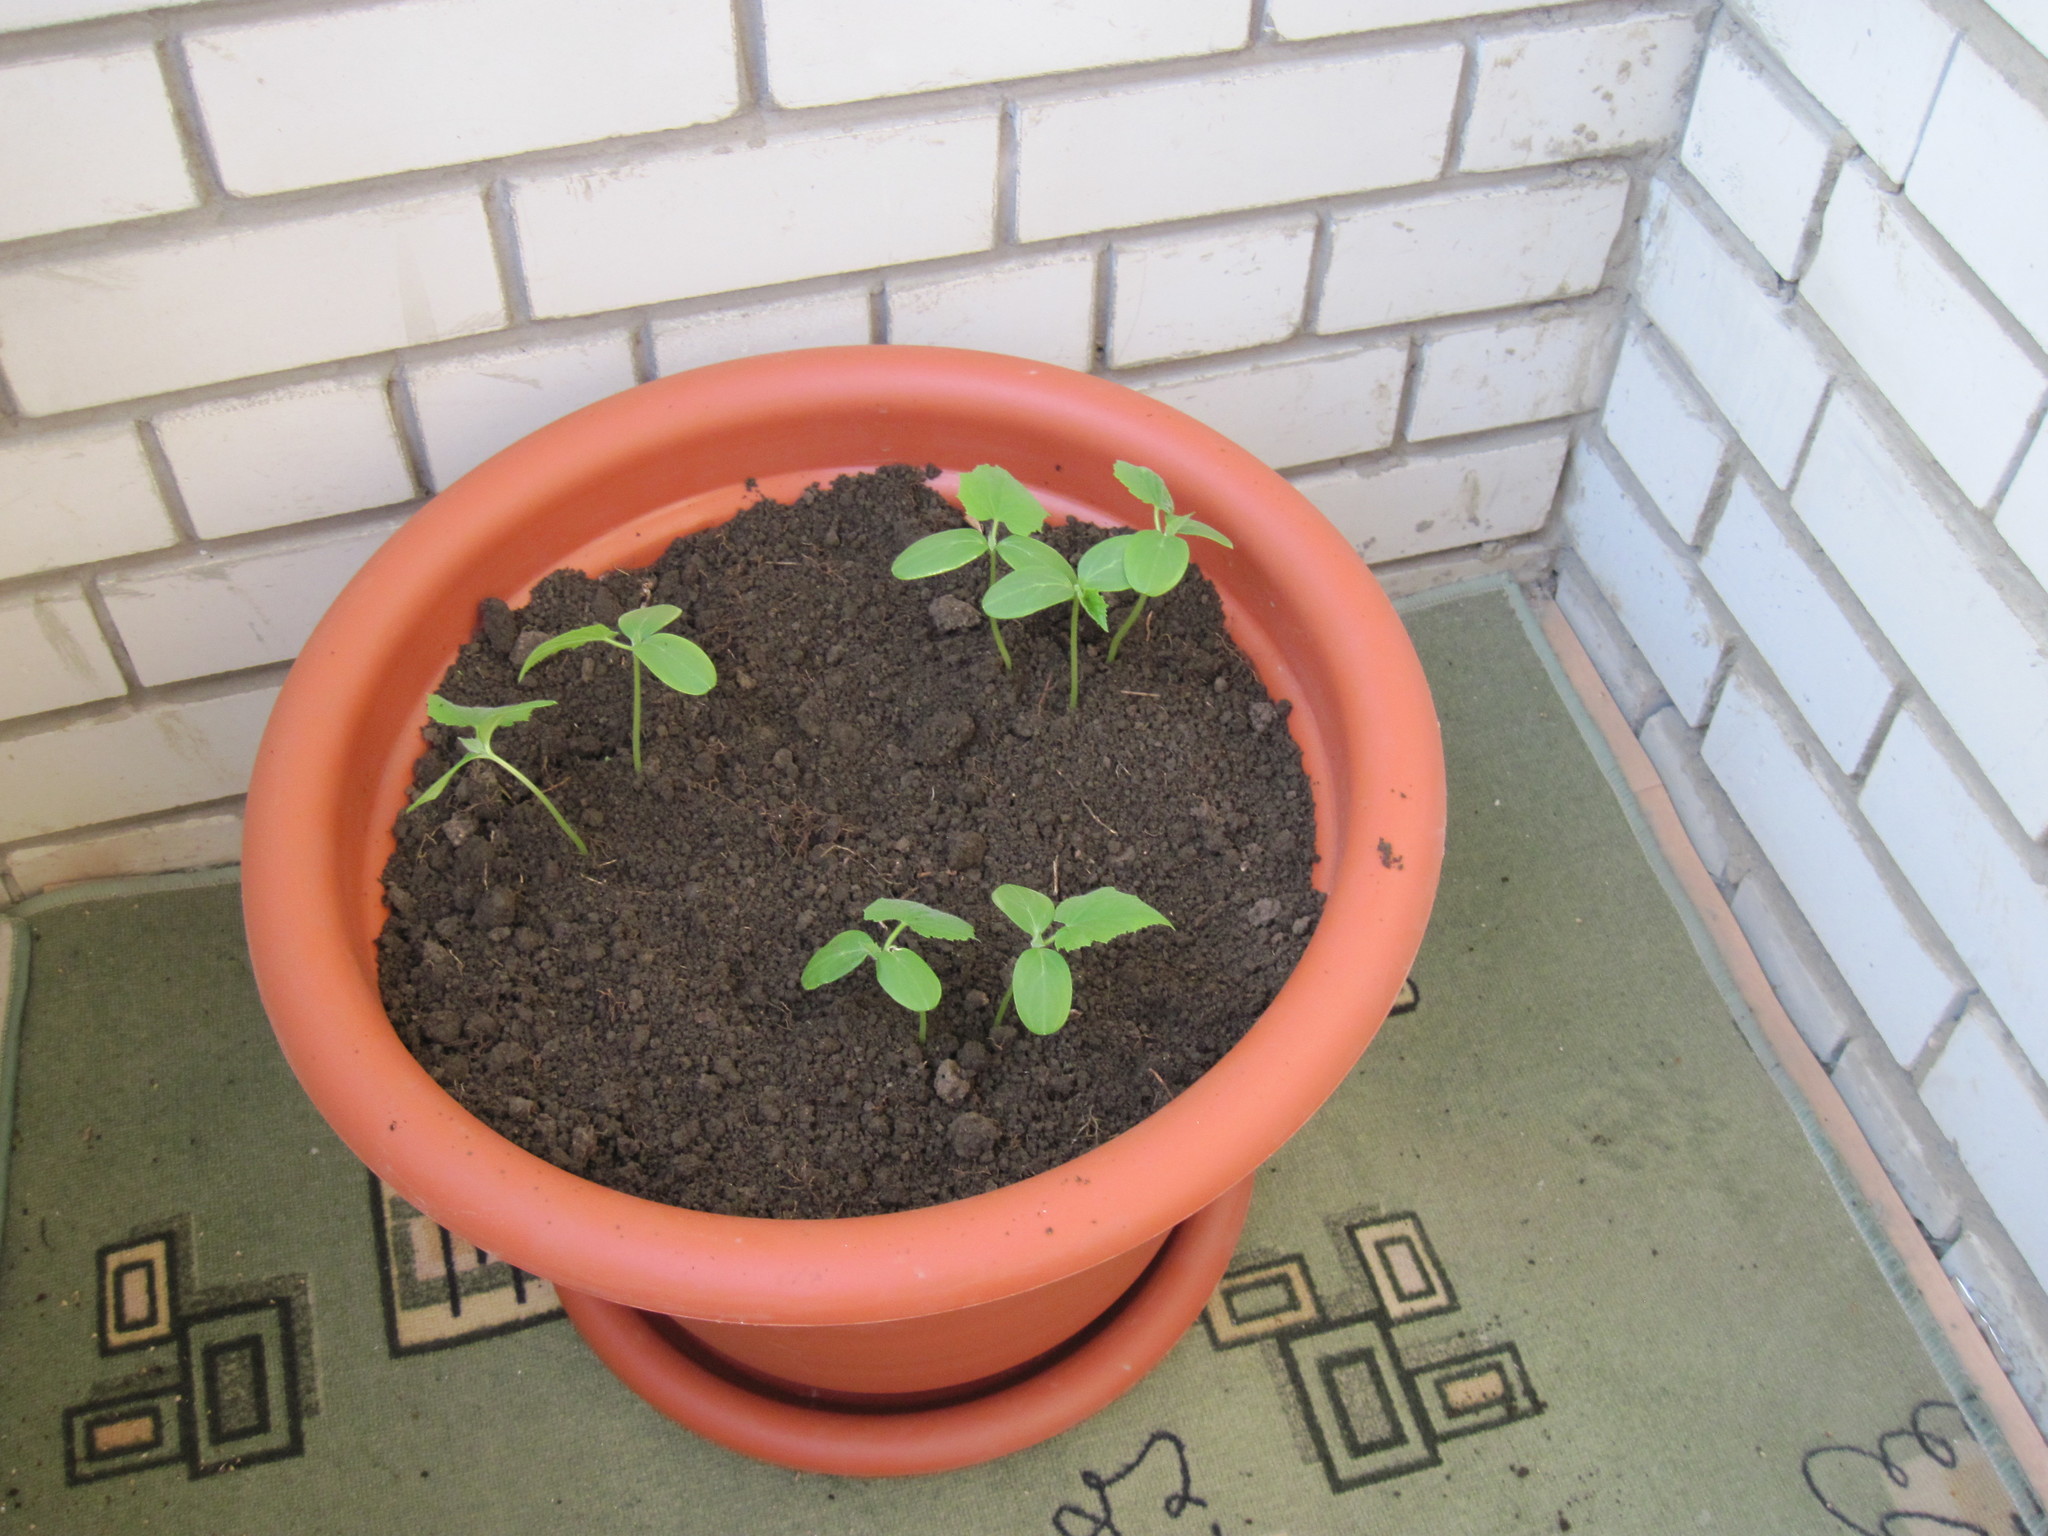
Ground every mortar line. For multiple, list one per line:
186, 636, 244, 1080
483, 179, 534, 328
729, 0, 772, 113
78, 576, 148, 700
995, 98, 1022, 248
152, 28, 230, 206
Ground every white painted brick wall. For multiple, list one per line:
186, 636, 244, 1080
0, 425, 177, 582
1600, 324, 1726, 543
185, 0, 739, 197
0, 684, 279, 845
1135, 343, 1406, 470
405, 332, 638, 489
1316, 172, 1629, 333
511, 114, 999, 320
1561, 440, 1731, 724
1459, 12, 1703, 174
1679, 32, 1837, 279
650, 289, 874, 376
1795, 395, 2048, 838
1987, 0, 2048, 54
1802, 162, 2046, 507
3, 810, 243, 897
153, 377, 417, 540
99, 517, 405, 688
1109, 218, 1314, 367
1296, 429, 1568, 565
1699, 669, 1963, 1062
1732, 0, 1957, 181
0, 48, 197, 244
0, 587, 126, 721
1923, 1001, 2048, 1283
1635, 183, 1829, 486
1698, 473, 1892, 771
1904, 45, 2048, 350
1407, 304, 1615, 441
760, 0, 1248, 109
888, 252, 1097, 372
1999, 427, 2048, 590
1861, 703, 2048, 1071
0, 193, 506, 417
1268, 0, 1530, 35
1014, 47, 1462, 242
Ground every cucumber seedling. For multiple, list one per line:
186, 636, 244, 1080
1091, 461, 1235, 662
981, 533, 1124, 712
802, 897, 976, 1042
988, 884, 1172, 1036
406, 695, 587, 854
518, 604, 717, 775
891, 463, 1050, 669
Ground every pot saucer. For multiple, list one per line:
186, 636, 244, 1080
559, 1176, 1253, 1477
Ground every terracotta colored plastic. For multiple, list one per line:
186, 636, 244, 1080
241, 346, 1444, 1459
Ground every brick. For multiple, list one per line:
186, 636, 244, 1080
1269, 0, 1535, 35
1906, 46, 2048, 350
1637, 705, 1739, 884
154, 377, 416, 540
1600, 325, 1725, 542
1134, 342, 1406, 470
0, 684, 278, 844
651, 289, 874, 375
1679, 33, 1837, 278
1699, 473, 1891, 770
0, 193, 505, 418
761, 0, 1247, 108
1407, 304, 1615, 442
1015, 47, 1462, 242
1109, 218, 1314, 367
99, 517, 404, 689
1986, 0, 2048, 55
406, 332, 638, 490
0, 48, 196, 243
1923, 1002, 2048, 1282
1796, 396, 2048, 837
1561, 441, 1730, 723
1942, 1225, 2048, 1427
1730, 873, 1866, 1064
513, 115, 998, 320
1803, 163, 2046, 507
1829, 1035, 1967, 1245
1297, 428, 1567, 565
1733, 0, 1956, 182
1635, 184, 1830, 485
1700, 669, 1962, 1061
1553, 551, 1671, 728
1861, 703, 2048, 1071
1459, 12, 1703, 174
887, 252, 1096, 373
0, 587, 125, 723
185, 0, 739, 197
0, 425, 177, 582
1317, 171, 1628, 333
1, 0, 210, 31
5, 810, 242, 898
1997, 426, 2048, 590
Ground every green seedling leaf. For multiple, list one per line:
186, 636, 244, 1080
1013, 947, 1074, 1035
516, 625, 615, 680
991, 883, 1056, 939
635, 631, 717, 695
408, 695, 584, 853
801, 929, 881, 989
1050, 887, 1173, 951
1121, 528, 1190, 597
517, 605, 717, 774
1168, 515, 1234, 547
1078, 586, 1109, 631
995, 533, 1072, 577
891, 526, 988, 580
615, 603, 683, 644
958, 464, 1049, 536
1113, 460, 1173, 518
875, 946, 942, 1013
862, 897, 974, 940
1076, 536, 1135, 593
983, 569, 1074, 620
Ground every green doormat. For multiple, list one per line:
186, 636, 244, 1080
2, 582, 2037, 1535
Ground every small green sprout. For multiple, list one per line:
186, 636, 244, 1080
891, 464, 1051, 669
517, 604, 716, 775
802, 897, 976, 1042
406, 695, 587, 854
981, 533, 1122, 712
1090, 461, 1235, 662
989, 884, 1173, 1036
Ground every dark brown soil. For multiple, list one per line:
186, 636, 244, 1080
376, 465, 1321, 1218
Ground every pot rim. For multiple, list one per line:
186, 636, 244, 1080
243, 345, 1444, 1326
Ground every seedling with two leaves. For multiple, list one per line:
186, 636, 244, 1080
1092, 461, 1234, 662
801, 898, 975, 1043
982, 533, 1127, 712
518, 604, 717, 774
890, 464, 1050, 669
990, 884, 1172, 1036
405, 696, 587, 854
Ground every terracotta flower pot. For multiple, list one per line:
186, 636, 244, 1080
242, 346, 1444, 1475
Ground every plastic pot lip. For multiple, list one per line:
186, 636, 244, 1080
243, 345, 1445, 1326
